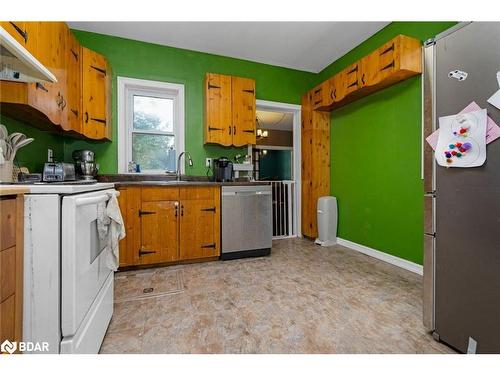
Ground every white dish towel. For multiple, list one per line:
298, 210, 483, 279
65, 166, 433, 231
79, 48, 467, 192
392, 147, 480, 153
97, 192, 126, 271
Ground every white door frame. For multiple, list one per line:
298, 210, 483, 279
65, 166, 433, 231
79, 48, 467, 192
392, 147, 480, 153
250, 99, 302, 237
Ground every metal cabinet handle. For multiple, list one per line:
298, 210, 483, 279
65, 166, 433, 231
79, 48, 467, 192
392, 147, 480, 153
91, 65, 107, 75
314, 87, 322, 94
90, 117, 106, 124
71, 109, 79, 117
9, 22, 28, 43
381, 61, 395, 71
233, 126, 236, 134
36, 82, 48, 92
208, 126, 222, 131
85, 111, 89, 123
330, 89, 336, 100
229, 125, 232, 135
347, 65, 358, 74
181, 205, 184, 216
361, 74, 365, 85
208, 83, 221, 89
379, 43, 395, 56
60, 96, 67, 110
347, 81, 358, 88
201, 207, 216, 212
139, 248, 157, 256
242, 89, 255, 94
71, 49, 79, 60
201, 243, 216, 249
139, 210, 156, 216
243, 129, 255, 134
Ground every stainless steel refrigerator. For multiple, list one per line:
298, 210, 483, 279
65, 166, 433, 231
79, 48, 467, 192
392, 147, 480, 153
423, 22, 500, 354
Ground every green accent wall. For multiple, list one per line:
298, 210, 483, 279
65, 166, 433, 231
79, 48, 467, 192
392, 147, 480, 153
0, 115, 64, 172
319, 22, 456, 264
65, 30, 317, 174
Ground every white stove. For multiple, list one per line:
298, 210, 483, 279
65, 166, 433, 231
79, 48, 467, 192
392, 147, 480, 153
22, 182, 118, 354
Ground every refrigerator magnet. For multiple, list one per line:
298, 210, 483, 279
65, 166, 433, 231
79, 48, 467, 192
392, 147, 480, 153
436, 109, 487, 168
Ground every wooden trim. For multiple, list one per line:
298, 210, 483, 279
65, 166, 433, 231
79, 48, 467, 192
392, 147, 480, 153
14, 194, 23, 347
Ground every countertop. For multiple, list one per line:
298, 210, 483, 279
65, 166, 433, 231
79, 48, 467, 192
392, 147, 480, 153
112, 180, 270, 187
98, 174, 270, 188
0, 187, 29, 197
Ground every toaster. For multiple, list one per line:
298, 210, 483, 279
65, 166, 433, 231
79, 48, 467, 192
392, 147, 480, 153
42, 162, 76, 182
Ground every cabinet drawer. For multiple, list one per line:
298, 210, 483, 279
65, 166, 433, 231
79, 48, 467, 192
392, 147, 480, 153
0, 294, 15, 342
0, 198, 17, 251
0, 246, 16, 302
179, 186, 219, 200
141, 187, 179, 202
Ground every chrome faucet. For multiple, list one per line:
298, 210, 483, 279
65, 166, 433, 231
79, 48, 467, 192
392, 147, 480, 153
176, 151, 193, 181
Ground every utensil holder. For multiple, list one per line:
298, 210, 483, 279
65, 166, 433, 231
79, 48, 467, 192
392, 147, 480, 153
0, 160, 14, 182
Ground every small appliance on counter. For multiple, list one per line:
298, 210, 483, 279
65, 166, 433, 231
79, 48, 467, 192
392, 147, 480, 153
213, 157, 234, 182
43, 162, 76, 182
73, 149, 99, 180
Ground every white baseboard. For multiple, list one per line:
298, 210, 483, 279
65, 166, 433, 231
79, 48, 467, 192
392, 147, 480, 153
336, 238, 423, 276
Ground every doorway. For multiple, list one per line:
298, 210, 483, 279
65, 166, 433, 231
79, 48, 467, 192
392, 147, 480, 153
248, 100, 301, 238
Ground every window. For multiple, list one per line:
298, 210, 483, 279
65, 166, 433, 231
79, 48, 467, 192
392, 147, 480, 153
118, 77, 185, 174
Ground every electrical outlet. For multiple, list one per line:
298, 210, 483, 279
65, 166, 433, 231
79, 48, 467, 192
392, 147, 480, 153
205, 158, 213, 168
47, 148, 53, 162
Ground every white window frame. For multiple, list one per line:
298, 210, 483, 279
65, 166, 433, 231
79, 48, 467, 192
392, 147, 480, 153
117, 76, 185, 174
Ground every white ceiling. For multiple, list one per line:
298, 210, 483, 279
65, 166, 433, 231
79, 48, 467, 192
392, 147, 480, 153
257, 110, 293, 131
68, 22, 389, 73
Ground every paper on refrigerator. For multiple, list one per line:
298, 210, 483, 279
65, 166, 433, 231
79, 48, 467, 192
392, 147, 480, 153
426, 101, 500, 150
486, 71, 500, 110
435, 108, 487, 168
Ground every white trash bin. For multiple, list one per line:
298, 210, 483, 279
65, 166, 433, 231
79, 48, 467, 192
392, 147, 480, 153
314, 196, 338, 247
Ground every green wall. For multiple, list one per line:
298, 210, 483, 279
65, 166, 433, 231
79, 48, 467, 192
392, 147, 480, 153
319, 22, 456, 264
65, 30, 317, 174
0, 115, 64, 172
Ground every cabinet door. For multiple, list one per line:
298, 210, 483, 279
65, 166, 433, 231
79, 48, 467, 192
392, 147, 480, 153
204, 73, 232, 146
119, 187, 141, 268
179, 199, 220, 260
65, 31, 82, 133
82, 47, 109, 140
140, 201, 179, 265
0, 22, 37, 55
27, 22, 67, 126
231, 76, 256, 146
342, 62, 362, 97
360, 50, 381, 87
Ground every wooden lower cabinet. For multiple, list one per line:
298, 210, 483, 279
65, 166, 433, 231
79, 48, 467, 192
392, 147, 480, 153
140, 200, 179, 265
0, 192, 24, 351
117, 185, 220, 268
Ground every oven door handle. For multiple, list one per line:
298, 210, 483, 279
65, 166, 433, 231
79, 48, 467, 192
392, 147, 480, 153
75, 191, 120, 207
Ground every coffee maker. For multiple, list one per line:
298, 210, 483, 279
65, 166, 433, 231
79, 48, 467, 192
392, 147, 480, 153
213, 157, 233, 182
73, 150, 98, 180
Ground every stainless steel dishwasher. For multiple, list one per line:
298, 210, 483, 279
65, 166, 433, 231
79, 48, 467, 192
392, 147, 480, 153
221, 184, 272, 260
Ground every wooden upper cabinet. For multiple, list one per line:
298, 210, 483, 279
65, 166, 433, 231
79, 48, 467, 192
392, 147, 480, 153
308, 34, 422, 112
232, 76, 256, 146
0, 22, 37, 55
0, 22, 111, 140
28, 22, 67, 127
361, 34, 422, 88
204, 73, 256, 146
65, 30, 82, 134
204, 73, 232, 146
81, 47, 110, 140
